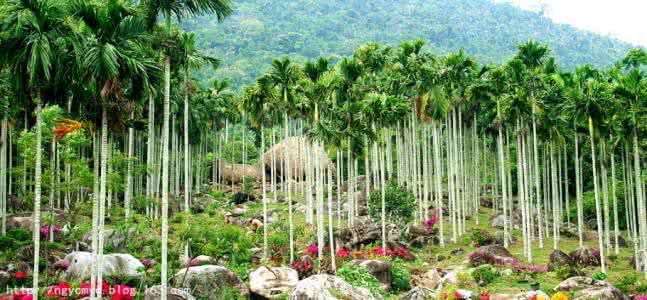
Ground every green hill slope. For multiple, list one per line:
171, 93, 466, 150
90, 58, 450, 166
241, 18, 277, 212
183, 0, 637, 88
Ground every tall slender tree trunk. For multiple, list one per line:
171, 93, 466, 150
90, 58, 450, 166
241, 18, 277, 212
498, 125, 509, 248
261, 124, 268, 260
125, 111, 134, 220
588, 117, 606, 272
574, 129, 584, 247
632, 130, 646, 278
0, 118, 6, 235
160, 44, 172, 299
327, 164, 336, 271
32, 98, 43, 299
96, 107, 109, 298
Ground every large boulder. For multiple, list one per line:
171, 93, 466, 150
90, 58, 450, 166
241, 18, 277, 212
411, 269, 442, 290
336, 219, 399, 250
262, 137, 334, 180
249, 266, 299, 299
548, 249, 574, 271
569, 247, 600, 267
63, 252, 144, 280
7, 216, 33, 231
144, 285, 195, 300
288, 274, 377, 300
489, 212, 521, 229
82, 229, 134, 251
399, 287, 435, 300
0, 271, 9, 289
349, 259, 392, 291
468, 245, 517, 266
554, 276, 629, 300
172, 265, 245, 299
222, 163, 260, 184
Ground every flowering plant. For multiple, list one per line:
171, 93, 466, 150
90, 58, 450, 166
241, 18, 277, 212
110, 284, 136, 300
15, 271, 27, 280
306, 244, 319, 255
336, 248, 350, 258
550, 292, 569, 300
44, 282, 73, 297
479, 290, 491, 300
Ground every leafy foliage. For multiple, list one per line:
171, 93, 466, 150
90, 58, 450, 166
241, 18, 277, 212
368, 181, 416, 226
336, 264, 383, 297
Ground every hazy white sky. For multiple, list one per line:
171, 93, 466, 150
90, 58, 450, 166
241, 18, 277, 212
497, 0, 647, 46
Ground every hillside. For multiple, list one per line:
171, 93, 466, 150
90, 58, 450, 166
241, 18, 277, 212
183, 0, 637, 88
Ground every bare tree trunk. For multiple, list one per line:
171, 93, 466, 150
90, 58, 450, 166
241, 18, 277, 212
589, 117, 606, 272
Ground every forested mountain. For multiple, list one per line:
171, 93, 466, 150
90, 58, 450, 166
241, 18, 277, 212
183, 0, 637, 88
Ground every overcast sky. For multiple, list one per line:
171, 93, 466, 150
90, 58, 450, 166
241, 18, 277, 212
497, 0, 647, 47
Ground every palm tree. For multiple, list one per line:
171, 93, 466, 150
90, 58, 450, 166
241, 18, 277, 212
565, 66, 611, 273
240, 75, 276, 261
140, 0, 232, 296
614, 52, 647, 276
0, 0, 68, 295
71, 0, 156, 296
268, 57, 301, 262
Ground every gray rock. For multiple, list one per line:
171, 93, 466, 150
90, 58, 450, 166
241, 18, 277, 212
569, 247, 600, 267
249, 266, 299, 299
82, 229, 134, 251
554, 276, 629, 300
172, 265, 245, 299
288, 274, 378, 300
548, 249, 574, 271
411, 269, 442, 290
63, 252, 144, 281
400, 287, 435, 300
144, 285, 195, 300
349, 259, 392, 291
0, 271, 9, 289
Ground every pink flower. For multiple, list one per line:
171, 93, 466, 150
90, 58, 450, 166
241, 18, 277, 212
634, 296, 647, 300
336, 248, 350, 258
306, 244, 319, 255
374, 246, 386, 256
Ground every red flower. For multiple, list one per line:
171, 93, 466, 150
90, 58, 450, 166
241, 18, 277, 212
335, 248, 350, 258
454, 290, 463, 299
110, 285, 136, 300
14, 271, 27, 279
480, 290, 491, 300
374, 246, 386, 256
79, 281, 109, 297
11, 290, 33, 300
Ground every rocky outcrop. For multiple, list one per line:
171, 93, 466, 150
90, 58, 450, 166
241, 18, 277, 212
249, 266, 299, 299
262, 137, 335, 180
411, 269, 442, 290
569, 247, 600, 267
144, 285, 195, 300
82, 229, 135, 251
288, 274, 377, 300
548, 249, 574, 271
336, 219, 399, 250
63, 252, 144, 280
221, 163, 260, 184
172, 265, 245, 299
554, 276, 629, 300
399, 287, 435, 300
349, 259, 392, 291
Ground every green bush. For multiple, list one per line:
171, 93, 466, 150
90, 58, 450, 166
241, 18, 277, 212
8, 229, 31, 241
368, 181, 416, 226
337, 264, 383, 297
471, 264, 499, 286
592, 271, 608, 281
391, 259, 411, 292
467, 229, 495, 246
615, 274, 638, 293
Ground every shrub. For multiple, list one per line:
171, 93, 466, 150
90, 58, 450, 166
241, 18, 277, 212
7, 229, 31, 242
472, 264, 499, 286
592, 271, 608, 281
337, 264, 383, 297
467, 229, 495, 246
615, 274, 638, 293
391, 259, 411, 292
368, 181, 416, 226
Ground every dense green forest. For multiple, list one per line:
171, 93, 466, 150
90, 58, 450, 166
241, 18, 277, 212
183, 0, 637, 88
